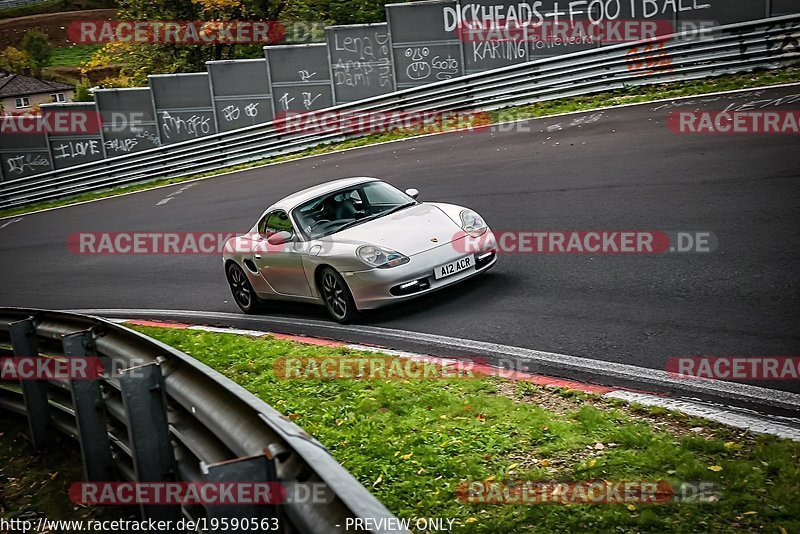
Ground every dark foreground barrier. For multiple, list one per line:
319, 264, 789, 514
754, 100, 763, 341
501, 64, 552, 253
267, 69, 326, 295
0, 308, 404, 533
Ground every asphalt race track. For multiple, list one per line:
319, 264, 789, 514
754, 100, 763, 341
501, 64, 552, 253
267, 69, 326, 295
1, 85, 799, 394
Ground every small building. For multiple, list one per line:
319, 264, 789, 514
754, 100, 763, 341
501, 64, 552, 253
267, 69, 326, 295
0, 72, 75, 112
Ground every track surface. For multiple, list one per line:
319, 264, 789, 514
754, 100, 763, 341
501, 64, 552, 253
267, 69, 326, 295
1, 85, 799, 393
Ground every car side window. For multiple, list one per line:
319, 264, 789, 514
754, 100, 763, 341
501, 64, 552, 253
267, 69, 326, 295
263, 210, 293, 237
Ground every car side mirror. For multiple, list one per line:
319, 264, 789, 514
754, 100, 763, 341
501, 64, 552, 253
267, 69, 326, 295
267, 231, 294, 246
405, 188, 419, 199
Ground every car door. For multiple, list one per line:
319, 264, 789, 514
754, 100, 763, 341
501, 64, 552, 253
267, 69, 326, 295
253, 210, 312, 297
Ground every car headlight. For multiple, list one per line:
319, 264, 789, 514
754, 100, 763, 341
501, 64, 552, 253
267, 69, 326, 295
460, 209, 488, 237
357, 245, 410, 268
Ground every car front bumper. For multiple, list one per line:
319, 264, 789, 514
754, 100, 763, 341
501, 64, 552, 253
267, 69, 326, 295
342, 231, 498, 310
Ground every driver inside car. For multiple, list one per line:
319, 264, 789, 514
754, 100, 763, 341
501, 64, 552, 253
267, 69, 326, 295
299, 190, 366, 235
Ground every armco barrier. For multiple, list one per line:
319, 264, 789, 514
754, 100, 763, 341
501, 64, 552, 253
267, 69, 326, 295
0, 308, 405, 534
0, 14, 798, 210
0, 0, 51, 8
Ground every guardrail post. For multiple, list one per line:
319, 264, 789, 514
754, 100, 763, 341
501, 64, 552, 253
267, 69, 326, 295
9, 317, 51, 451
119, 362, 182, 523
202, 453, 278, 529
62, 330, 115, 482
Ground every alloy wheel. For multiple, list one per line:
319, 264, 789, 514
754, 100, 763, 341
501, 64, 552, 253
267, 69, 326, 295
229, 266, 252, 309
322, 271, 347, 319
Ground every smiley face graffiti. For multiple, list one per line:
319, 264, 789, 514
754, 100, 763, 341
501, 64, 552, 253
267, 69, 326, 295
405, 47, 432, 80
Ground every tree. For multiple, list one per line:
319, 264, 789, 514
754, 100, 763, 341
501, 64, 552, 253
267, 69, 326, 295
282, 0, 392, 26
95, 0, 290, 82
85, 0, 391, 83
0, 46, 32, 75
21, 29, 52, 78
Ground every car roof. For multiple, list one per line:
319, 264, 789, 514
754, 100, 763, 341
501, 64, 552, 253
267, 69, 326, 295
272, 177, 380, 211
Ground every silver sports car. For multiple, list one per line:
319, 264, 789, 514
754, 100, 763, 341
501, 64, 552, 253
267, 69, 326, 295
223, 177, 497, 322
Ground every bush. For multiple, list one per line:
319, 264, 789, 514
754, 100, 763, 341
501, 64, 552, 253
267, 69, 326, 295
95, 75, 134, 89
0, 46, 31, 74
73, 77, 93, 101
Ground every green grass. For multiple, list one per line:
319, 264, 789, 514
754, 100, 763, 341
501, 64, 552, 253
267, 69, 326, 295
49, 44, 102, 67
129, 325, 800, 533
2, 66, 799, 221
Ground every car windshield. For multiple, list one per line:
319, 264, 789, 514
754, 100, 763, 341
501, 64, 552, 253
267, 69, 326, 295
292, 181, 416, 239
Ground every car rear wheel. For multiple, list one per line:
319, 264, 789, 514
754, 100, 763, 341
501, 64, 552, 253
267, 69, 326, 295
320, 267, 359, 324
227, 262, 261, 314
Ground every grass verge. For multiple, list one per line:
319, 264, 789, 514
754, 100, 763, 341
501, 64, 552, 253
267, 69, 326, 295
2, 66, 799, 220
49, 44, 103, 67
129, 325, 800, 533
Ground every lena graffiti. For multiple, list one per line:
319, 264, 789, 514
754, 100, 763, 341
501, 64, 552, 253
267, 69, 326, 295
332, 31, 393, 88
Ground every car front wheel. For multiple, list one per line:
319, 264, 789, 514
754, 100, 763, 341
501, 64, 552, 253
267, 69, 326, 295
227, 262, 261, 314
319, 267, 359, 324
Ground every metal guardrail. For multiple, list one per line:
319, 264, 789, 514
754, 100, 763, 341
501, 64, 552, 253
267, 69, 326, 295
0, 308, 404, 533
0, 0, 52, 9
0, 14, 798, 210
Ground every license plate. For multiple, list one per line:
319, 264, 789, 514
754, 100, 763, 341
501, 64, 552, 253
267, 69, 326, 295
434, 256, 473, 280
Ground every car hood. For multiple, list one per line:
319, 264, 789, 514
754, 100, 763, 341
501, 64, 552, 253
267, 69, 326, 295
322, 203, 462, 256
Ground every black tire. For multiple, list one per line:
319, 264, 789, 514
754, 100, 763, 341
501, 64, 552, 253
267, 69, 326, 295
319, 267, 359, 324
227, 262, 262, 314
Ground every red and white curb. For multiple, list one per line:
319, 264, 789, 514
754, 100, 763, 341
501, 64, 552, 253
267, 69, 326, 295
121, 319, 800, 441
